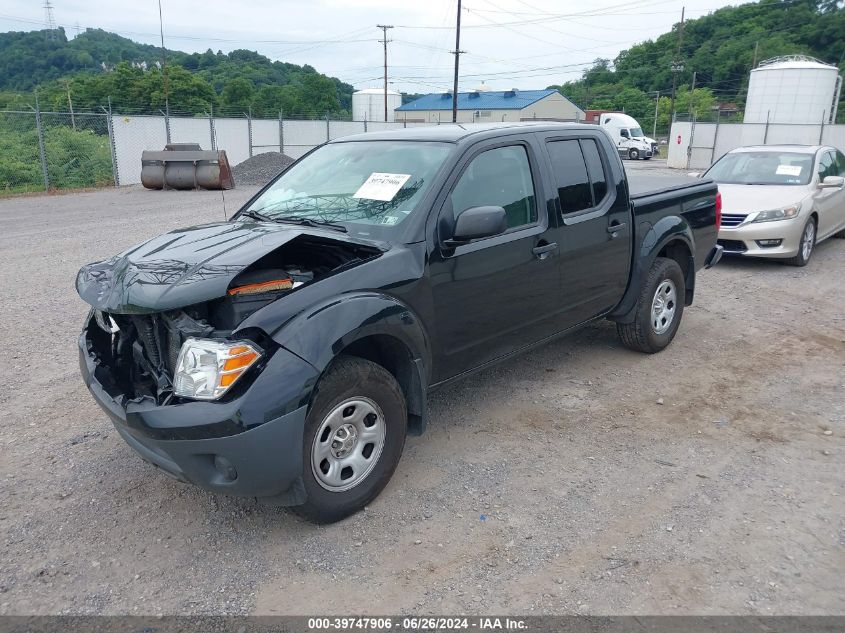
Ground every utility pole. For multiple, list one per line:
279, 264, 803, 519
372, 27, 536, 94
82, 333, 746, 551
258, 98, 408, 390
652, 90, 660, 139
65, 80, 76, 130
689, 71, 697, 118
752, 41, 759, 68
669, 6, 685, 126
451, 0, 465, 123
377, 25, 393, 122
158, 0, 171, 143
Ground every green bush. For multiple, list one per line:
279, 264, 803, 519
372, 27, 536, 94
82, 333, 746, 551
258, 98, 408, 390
43, 125, 113, 189
0, 118, 112, 193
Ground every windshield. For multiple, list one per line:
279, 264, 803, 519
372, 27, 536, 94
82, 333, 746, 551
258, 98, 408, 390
240, 141, 452, 238
705, 151, 813, 185
630, 127, 644, 137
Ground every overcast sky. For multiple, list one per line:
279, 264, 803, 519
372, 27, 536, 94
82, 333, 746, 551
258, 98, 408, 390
0, 0, 741, 93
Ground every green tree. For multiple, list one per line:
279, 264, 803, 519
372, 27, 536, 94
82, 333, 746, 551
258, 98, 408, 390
220, 77, 255, 114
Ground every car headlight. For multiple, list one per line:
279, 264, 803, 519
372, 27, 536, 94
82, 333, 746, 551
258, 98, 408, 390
751, 205, 800, 223
173, 338, 261, 400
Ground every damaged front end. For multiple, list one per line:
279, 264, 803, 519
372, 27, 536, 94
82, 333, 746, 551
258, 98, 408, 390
78, 223, 384, 408
76, 223, 385, 501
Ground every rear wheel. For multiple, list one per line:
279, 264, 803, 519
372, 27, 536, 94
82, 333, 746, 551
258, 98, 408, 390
295, 356, 407, 523
617, 257, 685, 354
628, 148, 640, 160
785, 217, 816, 267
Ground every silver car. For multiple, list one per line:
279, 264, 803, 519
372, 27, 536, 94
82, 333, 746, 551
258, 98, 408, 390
705, 145, 845, 266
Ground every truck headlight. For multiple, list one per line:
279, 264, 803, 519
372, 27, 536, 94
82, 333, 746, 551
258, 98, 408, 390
751, 205, 800, 223
173, 338, 261, 400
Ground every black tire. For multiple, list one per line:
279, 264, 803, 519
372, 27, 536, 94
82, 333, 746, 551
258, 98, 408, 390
295, 356, 407, 524
785, 217, 816, 267
617, 257, 685, 354
628, 148, 640, 160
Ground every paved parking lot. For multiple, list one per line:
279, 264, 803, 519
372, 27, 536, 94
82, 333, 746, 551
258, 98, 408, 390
0, 166, 842, 615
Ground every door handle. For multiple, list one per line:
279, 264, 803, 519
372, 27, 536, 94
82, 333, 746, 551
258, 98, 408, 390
532, 242, 558, 260
607, 222, 627, 234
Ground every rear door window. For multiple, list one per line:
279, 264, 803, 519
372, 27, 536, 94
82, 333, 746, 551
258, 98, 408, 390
546, 138, 609, 214
546, 139, 592, 213
834, 150, 845, 177
581, 139, 609, 205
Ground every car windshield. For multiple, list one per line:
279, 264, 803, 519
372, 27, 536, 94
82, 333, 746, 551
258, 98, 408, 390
240, 141, 452, 238
630, 127, 644, 137
705, 151, 813, 185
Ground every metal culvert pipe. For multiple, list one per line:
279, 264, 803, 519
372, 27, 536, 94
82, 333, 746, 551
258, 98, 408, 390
141, 144, 235, 190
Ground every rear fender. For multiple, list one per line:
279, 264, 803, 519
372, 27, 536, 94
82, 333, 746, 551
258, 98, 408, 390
609, 216, 695, 323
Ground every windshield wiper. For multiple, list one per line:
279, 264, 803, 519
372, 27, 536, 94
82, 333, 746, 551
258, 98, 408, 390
238, 209, 274, 222
271, 215, 348, 233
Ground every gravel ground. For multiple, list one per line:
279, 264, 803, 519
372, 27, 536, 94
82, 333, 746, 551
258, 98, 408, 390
0, 174, 842, 616
232, 152, 295, 186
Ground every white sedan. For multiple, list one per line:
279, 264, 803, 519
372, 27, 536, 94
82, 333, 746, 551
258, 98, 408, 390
704, 145, 845, 266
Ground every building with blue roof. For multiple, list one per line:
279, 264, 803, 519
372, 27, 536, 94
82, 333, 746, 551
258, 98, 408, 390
395, 87, 585, 124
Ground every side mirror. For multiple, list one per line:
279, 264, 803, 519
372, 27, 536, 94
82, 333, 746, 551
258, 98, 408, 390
819, 175, 845, 188
445, 206, 507, 246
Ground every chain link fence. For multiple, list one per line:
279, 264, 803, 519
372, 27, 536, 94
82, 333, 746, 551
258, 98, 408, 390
0, 108, 116, 194
41, 111, 115, 190
0, 103, 432, 194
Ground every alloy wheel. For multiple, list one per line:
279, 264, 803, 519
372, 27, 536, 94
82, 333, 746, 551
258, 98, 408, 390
801, 221, 815, 262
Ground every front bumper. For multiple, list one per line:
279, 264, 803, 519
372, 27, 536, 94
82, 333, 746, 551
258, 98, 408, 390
718, 218, 804, 259
79, 324, 318, 503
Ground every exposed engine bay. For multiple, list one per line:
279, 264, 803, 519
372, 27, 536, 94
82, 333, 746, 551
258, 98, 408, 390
81, 233, 382, 405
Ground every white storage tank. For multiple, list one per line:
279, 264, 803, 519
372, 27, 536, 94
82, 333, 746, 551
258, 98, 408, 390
744, 56, 842, 124
352, 88, 402, 123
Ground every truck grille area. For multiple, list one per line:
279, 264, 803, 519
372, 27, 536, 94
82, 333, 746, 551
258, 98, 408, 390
86, 310, 214, 404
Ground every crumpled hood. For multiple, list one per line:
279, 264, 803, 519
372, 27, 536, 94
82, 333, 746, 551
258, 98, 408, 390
717, 183, 811, 215
76, 221, 372, 314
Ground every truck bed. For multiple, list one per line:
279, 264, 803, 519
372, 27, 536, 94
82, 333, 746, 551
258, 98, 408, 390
627, 173, 711, 199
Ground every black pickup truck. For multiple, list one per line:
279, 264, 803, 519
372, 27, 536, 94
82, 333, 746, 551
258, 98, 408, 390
77, 122, 722, 522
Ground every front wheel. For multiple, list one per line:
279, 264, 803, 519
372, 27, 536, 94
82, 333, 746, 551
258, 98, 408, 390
785, 217, 816, 267
295, 356, 407, 523
617, 257, 685, 354
628, 148, 640, 160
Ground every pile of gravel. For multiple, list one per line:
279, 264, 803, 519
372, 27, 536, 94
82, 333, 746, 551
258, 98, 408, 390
232, 152, 295, 186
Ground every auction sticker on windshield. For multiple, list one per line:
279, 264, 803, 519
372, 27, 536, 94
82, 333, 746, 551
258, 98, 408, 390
776, 164, 803, 177
354, 173, 411, 201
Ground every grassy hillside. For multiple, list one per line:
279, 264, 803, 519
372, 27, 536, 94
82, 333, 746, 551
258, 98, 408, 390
550, 0, 845, 132
0, 27, 354, 118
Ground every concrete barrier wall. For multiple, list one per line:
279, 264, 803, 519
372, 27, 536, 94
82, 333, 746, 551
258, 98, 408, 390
669, 121, 845, 170
111, 115, 428, 185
